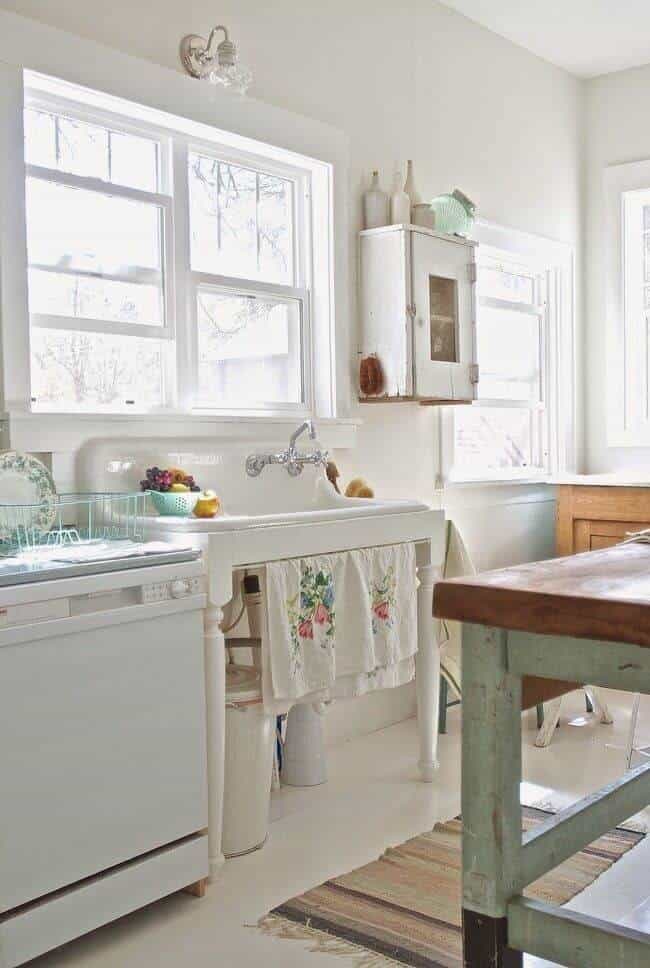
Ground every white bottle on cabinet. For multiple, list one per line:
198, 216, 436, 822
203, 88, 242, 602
363, 171, 389, 229
403, 159, 421, 207
390, 170, 411, 225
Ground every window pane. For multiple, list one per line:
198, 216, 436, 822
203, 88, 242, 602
28, 269, 163, 325
24, 108, 57, 168
258, 172, 293, 283
188, 152, 294, 284
454, 407, 533, 475
477, 305, 541, 401
24, 108, 160, 192
196, 289, 302, 406
429, 275, 457, 362
31, 329, 163, 409
57, 114, 109, 180
26, 178, 163, 279
109, 130, 159, 192
479, 265, 535, 304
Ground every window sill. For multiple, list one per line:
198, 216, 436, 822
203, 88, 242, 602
0, 408, 361, 452
441, 475, 553, 487
434, 477, 557, 510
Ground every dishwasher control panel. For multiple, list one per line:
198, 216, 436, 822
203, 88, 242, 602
140, 577, 204, 604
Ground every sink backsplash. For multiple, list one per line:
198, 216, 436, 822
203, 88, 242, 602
76, 437, 327, 516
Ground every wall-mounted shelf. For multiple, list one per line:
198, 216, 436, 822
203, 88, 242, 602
358, 395, 471, 406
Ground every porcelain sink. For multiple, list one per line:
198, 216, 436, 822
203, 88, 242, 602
77, 436, 431, 533
146, 471, 430, 532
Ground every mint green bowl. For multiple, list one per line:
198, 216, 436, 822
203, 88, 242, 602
147, 490, 198, 517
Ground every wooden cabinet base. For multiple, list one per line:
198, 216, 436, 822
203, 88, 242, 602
183, 877, 208, 898
557, 485, 650, 556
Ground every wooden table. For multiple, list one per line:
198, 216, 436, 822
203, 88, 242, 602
434, 542, 650, 967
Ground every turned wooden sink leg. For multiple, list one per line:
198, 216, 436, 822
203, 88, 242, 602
204, 603, 226, 876
416, 560, 440, 781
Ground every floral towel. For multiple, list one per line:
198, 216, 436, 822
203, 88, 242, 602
264, 543, 417, 706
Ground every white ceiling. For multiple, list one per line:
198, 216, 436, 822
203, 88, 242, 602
439, 0, 650, 78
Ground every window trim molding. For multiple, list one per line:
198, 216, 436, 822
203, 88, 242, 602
0, 9, 354, 444
24, 85, 319, 416
440, 219, 576, 485
605, 158, 650, 447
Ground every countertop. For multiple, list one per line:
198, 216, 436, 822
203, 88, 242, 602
433, 541, 650, 648
551, 473, 650, 486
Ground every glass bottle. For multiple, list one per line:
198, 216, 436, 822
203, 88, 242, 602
390, 169, 411, 225
403, 159, 421, 207
363, 170, 389, 229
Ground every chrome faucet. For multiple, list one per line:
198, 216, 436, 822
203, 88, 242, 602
290, 419, 316, 450
245, 420, 329, 477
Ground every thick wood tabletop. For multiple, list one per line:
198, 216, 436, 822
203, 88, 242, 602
434, 542, 650, 648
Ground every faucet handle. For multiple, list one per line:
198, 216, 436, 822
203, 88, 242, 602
245, 454, 266, 477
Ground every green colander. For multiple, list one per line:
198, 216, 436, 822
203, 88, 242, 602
147, 490, 198, 517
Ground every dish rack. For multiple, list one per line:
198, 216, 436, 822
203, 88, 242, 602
0, 492, 148, 557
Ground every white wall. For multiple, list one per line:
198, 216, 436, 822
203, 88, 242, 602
0, 0, 581, 740
0, 0, 582, 497
584, 65, 650, 472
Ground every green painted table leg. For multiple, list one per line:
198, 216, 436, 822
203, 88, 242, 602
462, 623, 523, 967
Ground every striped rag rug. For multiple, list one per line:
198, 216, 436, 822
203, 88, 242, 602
258, 807, 644, 967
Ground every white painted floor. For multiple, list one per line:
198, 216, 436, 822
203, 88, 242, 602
28, 689, 650, 967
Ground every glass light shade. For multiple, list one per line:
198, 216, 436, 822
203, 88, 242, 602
208, 59, 252, 94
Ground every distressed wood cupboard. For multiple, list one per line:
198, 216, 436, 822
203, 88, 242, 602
556, 481, 650, 556
359, 224, 477, 404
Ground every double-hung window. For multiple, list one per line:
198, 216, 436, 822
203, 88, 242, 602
444, 225, 573, 482
24, 99, 172, 411
21, 77, 322, 417
185, 147, 310, 411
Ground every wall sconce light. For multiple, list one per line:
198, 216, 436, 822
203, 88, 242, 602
180, 25, 253, 95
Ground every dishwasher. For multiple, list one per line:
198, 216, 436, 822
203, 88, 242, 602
0, 493, 209, 967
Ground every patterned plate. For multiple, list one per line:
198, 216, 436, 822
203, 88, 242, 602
0, 452, 57, 540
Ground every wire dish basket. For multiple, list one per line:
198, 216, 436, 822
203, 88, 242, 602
0, 492, 148, 557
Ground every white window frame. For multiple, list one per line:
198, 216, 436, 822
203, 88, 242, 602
440, 220, 575, 484
24, 85, 319, 416
605, 159, 650, 446
179, 136, 313, 414
25, 91, 177, 412
0, 11, 356, 449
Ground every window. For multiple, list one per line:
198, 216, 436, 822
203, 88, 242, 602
443, 223, 574, 482
24, 103, 171, 411
186, 149, 309, 410
21, 78, 324, 416
605, 160, 650, 446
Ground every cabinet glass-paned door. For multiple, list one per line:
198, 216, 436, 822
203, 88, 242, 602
411, 231, 475, 400
428, 275, 458, 363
